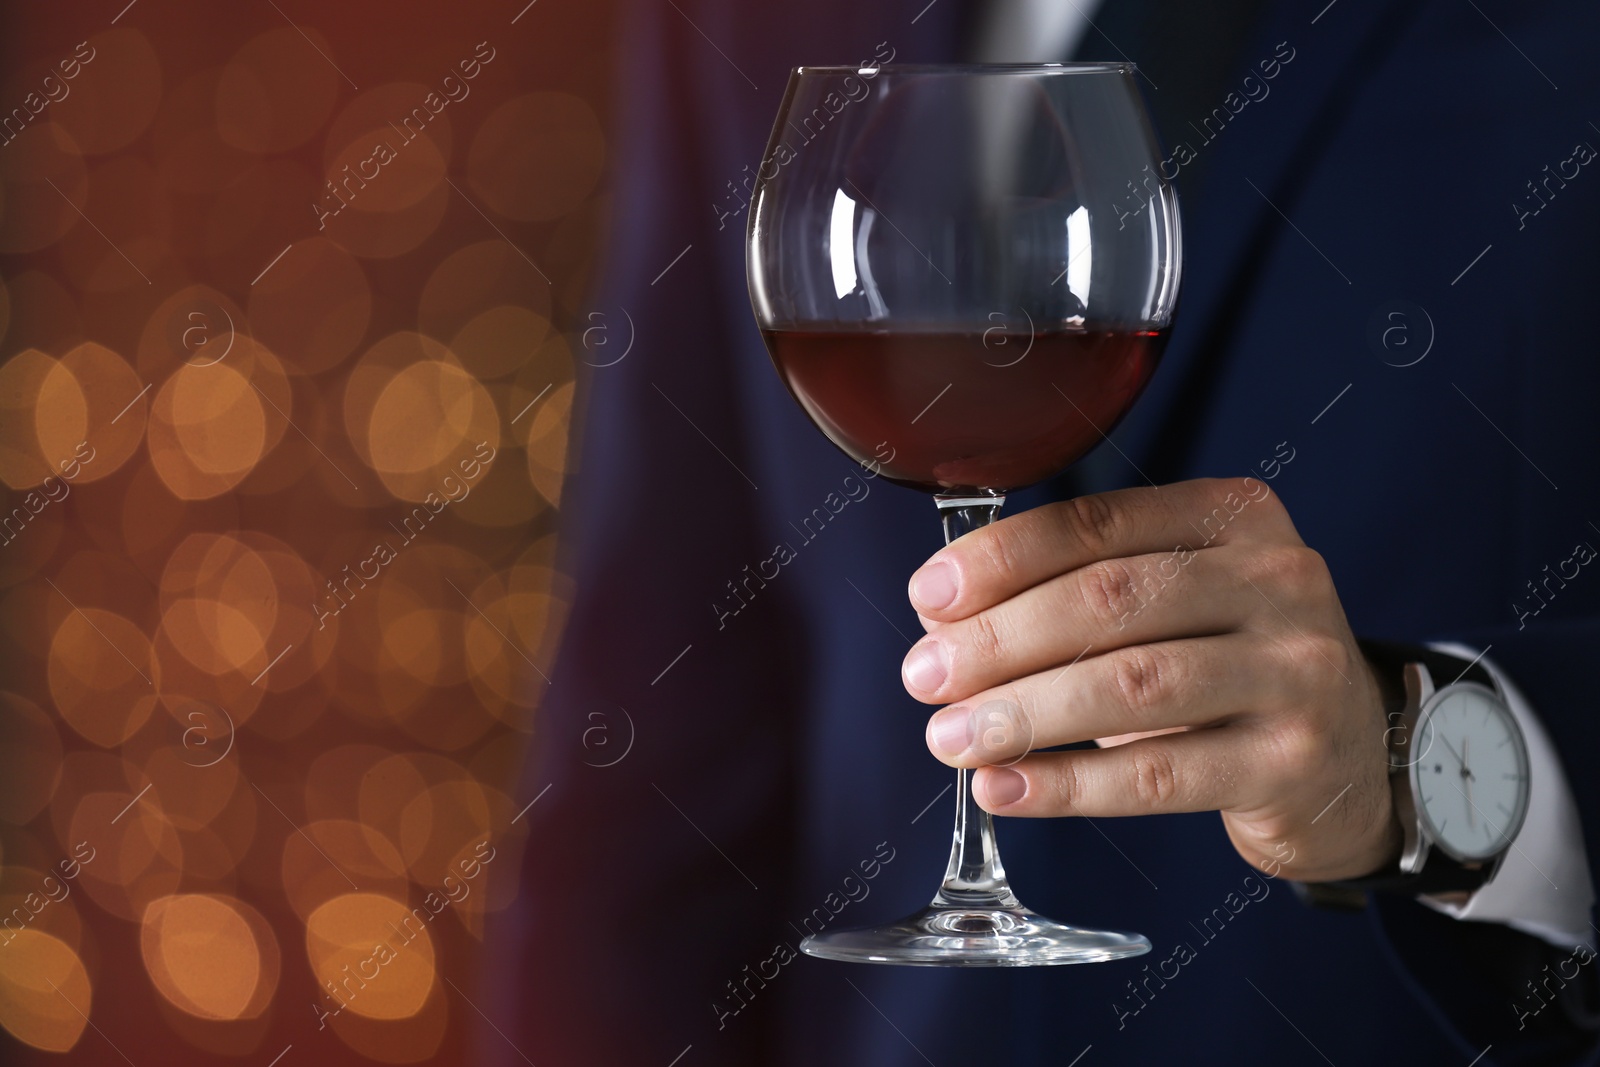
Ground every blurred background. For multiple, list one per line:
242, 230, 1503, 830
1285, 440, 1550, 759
0, 1, 615, 1061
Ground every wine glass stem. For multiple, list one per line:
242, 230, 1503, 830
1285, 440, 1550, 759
930, 495, 1020, 911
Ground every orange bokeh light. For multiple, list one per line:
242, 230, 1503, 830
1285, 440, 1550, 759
348, 334, 502, 502
305, 892, 436, 1021
0, 349, 88, 491
57, 342, 145, 483
140, 893, 273, 1021
47, 606, 159, 748
0, 930, 91, 1052
147, 363, 268, 500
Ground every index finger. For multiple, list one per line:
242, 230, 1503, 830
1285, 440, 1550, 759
909, 477, 1293, 623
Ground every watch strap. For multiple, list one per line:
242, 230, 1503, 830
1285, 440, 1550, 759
1358, 638, 1497, 696
1298, 850, 1491, 904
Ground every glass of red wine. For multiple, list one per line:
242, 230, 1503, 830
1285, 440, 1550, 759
747, 64, 1180, 965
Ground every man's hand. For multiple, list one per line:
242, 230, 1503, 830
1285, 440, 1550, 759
901, 478, 1401, 882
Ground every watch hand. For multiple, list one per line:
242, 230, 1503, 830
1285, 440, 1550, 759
1439, 732, 1466, 770
1438, 733, 1477, 828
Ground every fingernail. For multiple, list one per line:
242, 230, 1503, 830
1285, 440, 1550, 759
910, 561, 958, 611
984, 767, 1027, 807
903, 639, 949, 694
929, 706, 973, 757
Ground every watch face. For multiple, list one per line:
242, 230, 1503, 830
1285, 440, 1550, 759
1409, 683, 1531, 862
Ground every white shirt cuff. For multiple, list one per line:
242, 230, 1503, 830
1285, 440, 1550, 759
1418, 642, 1596, 950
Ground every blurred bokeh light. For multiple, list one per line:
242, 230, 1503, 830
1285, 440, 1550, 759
0, 1, 611, 1061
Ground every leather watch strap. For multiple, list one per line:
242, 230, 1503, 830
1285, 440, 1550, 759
1358, 638, 1496, 695
1304, 849, 1490, 898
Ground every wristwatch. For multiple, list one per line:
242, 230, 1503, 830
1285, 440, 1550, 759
1298, 641, 1532, 909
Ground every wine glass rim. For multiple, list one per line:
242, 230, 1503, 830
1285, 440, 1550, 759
792, 61, 1137, 75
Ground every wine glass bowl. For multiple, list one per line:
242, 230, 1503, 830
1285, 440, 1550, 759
751, 63, 1179, 495
747, 63, 1181, 965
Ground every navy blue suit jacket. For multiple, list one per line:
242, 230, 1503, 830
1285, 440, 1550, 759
484, 1, 1600, 1063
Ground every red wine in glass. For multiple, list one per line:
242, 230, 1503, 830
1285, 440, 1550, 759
764, 326, 1167, 492
747, 63, 1181, 966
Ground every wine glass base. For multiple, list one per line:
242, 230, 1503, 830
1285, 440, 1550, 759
799, 903, 1151, 967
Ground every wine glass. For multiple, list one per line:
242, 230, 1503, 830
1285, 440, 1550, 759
746, 63, 1180, 965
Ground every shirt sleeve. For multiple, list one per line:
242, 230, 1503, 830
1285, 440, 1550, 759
1418, 642, 1596, 951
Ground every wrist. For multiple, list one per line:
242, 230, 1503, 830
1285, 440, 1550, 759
1300, 641, 1529, 906
1347, 648, 1405, 876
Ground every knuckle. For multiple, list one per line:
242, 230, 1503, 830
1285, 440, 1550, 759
1282, 631, 1353, 690
959, 610, 1007, 677
1312, 632, 1355, 682
1272, 719, 1326, 779
970, 528, 1024, 589
1108, 644, 1172, 722
1045, 754, 1088, 812
1059, 494, 1122, 557
1252, 546, 1330, 598
1128, 745, 1181, 809
1238, 476, 1285, 518
1288, 546, 1330, 588
1299, 548, 1336, 598
1249, 544, 1298, 583
1078, 557, 1144, 628
972, 694, 1034, 759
